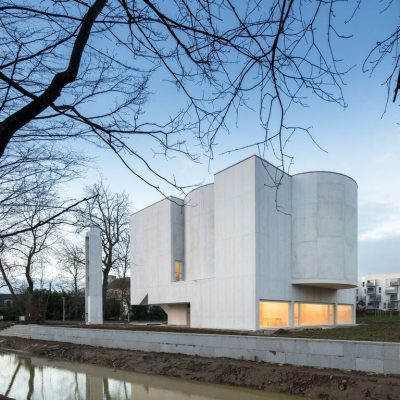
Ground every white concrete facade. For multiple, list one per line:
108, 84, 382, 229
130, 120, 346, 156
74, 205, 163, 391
85, 226, 103, 325
131, 156, 358, 331
357, 273, 400, 311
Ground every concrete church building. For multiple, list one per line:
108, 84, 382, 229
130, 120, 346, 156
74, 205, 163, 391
131, 156, 357, 331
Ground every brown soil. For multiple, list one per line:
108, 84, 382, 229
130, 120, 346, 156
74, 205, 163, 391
0, 336, 398, 400
17, 321, 268, 335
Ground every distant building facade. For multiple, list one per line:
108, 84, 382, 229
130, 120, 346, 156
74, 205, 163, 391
357, 273, 400, 311
131, 155, 358, 331
0, 294, 12, 306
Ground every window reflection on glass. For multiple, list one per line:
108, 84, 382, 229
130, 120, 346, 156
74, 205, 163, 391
259, 301, 289, 328
337, 304, 353, 324
174, 260, 183, 281
295, 303, 334, 326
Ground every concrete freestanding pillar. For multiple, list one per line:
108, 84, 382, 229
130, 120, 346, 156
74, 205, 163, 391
85, 226, 103, 324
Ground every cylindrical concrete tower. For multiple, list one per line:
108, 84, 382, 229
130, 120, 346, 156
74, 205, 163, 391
184, 183, 214, 281
291, 172, 357, 288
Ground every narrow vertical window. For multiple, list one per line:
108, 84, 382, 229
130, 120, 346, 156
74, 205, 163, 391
174, 260, 184, 281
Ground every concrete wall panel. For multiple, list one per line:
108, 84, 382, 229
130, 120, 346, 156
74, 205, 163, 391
184, 184, 214, 281
292, 172, 357, 288
254, 158, 292, 308
1, 325, 397, 376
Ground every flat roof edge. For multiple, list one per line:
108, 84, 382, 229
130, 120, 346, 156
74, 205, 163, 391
132, 196, 183, 216
184, 182, 214, 198
292, 171, 358, 186
214, 154, 291, 178
133, 156, 357, 215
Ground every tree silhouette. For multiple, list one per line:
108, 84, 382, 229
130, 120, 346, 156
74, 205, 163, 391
0, 0, 356, 194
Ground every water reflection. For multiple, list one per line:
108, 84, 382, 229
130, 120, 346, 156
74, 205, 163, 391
0, 352, 303, 400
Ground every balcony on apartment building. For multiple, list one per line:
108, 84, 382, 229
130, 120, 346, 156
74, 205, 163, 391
385, 287, 399, 294
366, 280, 377, 287
389, 278, 400, 286
388, 301, 400, 310
366, 295, 381, 309
368, 294, 381, 302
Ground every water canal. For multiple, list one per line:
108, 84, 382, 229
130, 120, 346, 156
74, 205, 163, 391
0, 351, 306, 400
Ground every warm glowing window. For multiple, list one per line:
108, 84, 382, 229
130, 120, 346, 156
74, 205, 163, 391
259, 301, 289, 328
174, 260, 184, 281
337, 304, 353, 324
295, 303, 334, 327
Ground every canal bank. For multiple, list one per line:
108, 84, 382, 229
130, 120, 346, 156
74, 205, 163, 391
0, 336, 399, 400
1, 324, 399, 374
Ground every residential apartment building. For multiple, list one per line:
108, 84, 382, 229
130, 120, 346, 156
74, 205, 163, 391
131, 155, 358, 331
357, 273, 400, 311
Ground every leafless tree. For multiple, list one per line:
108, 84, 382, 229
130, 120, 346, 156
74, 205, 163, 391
362, 0, 400, 110
0, 143, 91, 239
77, 181, 130, 311
0, 0, 357, 194
114, 230, 130, 318
0, 241, 17, 296
56, 241, 86, 295
0, 182, 58, 298
0, 149, 84, 314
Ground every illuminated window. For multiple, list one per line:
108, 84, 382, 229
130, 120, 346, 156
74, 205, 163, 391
259, 301, 289, 328
294, 303, 334, 327
174, 260, 184, 281
337, 304, 353, 325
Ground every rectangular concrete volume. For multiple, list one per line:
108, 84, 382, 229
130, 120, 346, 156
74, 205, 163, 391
0, 325, 398, 375
132, 155, 358, 331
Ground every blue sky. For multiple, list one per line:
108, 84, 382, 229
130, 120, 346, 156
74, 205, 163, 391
66, 1, 399, 276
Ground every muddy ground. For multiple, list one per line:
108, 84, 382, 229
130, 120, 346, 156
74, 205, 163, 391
0, 337, 399, 400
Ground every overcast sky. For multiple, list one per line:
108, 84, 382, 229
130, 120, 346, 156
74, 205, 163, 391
63, 1, 399, 277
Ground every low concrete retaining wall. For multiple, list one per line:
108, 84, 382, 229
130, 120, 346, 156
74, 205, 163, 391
1, 325, 399, 374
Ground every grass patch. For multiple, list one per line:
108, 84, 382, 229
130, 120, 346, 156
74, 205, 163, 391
356, 313, 400, 323
275, 320, 400, 342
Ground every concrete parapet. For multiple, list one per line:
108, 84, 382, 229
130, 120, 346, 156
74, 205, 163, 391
1, 325, 398, 375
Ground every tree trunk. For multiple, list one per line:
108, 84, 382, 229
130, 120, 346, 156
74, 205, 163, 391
0, 259, 15, 296
102, 266, 110, 317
